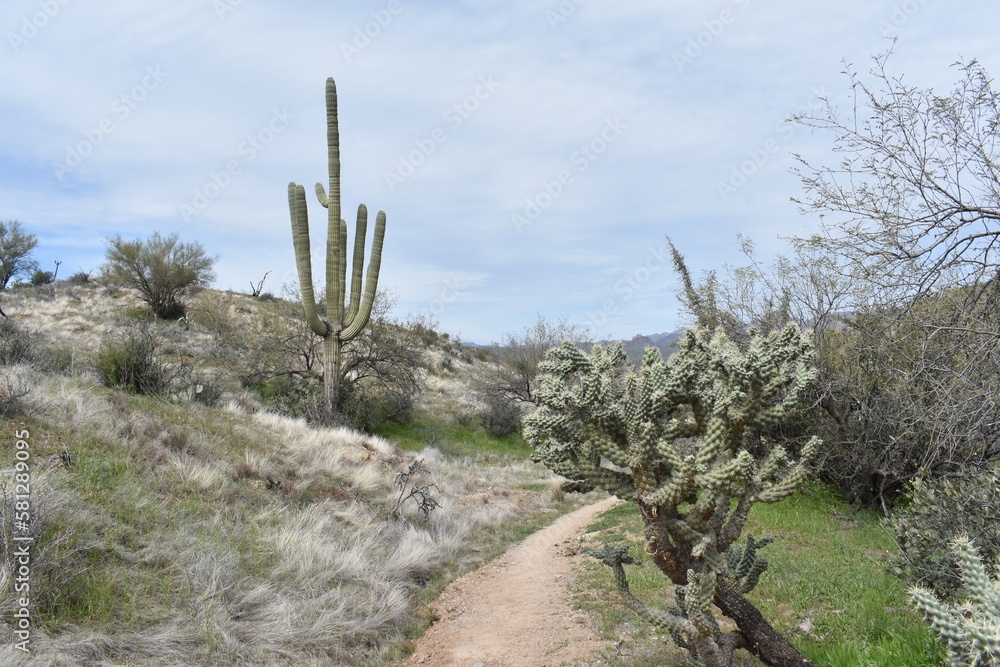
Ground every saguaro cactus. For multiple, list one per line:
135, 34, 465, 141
524, 324, 819, 667
287, 77, 386, 422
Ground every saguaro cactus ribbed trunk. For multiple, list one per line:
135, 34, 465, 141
287, 77, 386, 422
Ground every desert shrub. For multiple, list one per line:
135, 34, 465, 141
38, 346, 75, 375
192, 378, 224, 407
452, 404, 478, 426
30, 269, 54, 286
0, 369, 30, 417
478, 394, 521, 437
101, 231, 216, 319
406, 313, 443, 347
887, 465, 1000, 599
258, 375, 327, 422
468, 316, 581, 437
473, 315, 586, 405
0, 318, 34, 366
0, 220, 38, 289
437, 355, 454, 373
67, 271, 92, 285
230, 300, 321, 388
173, 368, 224, 407
95, 323, 170, 395
340, 382, 415, 433
0, 320, 74, 375
187, 291, 250, 357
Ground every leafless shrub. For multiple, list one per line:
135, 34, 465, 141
392, 459, 441, 520
478, 393, 522, 437
0, 369, 30, 418
472, 314, 586, 406
248, 271, 270, 298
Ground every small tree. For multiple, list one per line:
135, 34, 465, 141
0, 220, 39, 290
102, 231, 216, 319
475, 315, 586, 405
524, 324, 819, 667
471, 315, 586, 434
787, 49, 1000, 507
791, 48, 1000, 316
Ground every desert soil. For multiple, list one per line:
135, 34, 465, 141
405, 495, 623, 667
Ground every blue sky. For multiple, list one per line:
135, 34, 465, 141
2, 1, 999, 344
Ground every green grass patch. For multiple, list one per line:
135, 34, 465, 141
375, 418, 534, 459
573, 484, 946, 666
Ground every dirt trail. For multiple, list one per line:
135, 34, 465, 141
405, 496, 622, 667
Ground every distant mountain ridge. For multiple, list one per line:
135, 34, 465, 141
462, 328, 689, 365
619, 329, 686, 364
646, 329, 687, 347
598, 328, 687, 365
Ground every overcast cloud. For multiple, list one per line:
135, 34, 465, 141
2, 0, 997, 342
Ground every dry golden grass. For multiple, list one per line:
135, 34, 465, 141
0, 281, 571, 666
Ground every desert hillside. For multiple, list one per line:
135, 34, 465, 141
0, 279, 587, 666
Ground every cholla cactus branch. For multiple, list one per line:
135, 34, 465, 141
586, 544, 692, 645
525, 324, 819, 666
724, 534, 774, 594
911, 536, 1000, 666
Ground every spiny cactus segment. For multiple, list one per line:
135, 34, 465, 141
910, 535, 1000, 666
723, 534, 774, 595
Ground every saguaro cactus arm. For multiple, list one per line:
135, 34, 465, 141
342, 209, 386, 340
288, 182, 329, 338
346, 204, 368, 324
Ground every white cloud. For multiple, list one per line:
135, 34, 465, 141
2, 0, 999, 342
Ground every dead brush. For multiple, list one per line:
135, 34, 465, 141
392, 459, 441, 520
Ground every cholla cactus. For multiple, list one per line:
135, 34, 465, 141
910, 536, 1000, 666
587, 537, 772, 659
524, 324, 819, 667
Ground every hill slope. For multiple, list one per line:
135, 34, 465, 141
0, 281, 576, 665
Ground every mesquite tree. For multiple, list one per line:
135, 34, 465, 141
524, 324, 819, 667
791, 49, 1000, 308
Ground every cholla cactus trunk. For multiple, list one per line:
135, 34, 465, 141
524, 324, 819, 667
287, 78, 386, 422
